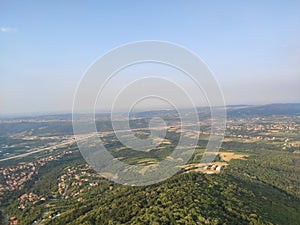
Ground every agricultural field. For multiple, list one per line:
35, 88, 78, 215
0, 104, 300, 224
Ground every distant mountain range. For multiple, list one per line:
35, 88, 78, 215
132, 103, 300, 118
0, 103, 299, 120
226, 103, 300, 117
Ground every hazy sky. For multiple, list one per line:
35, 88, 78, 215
1, 1, 300, 115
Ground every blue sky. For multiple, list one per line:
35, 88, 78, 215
1, 1, 300, 114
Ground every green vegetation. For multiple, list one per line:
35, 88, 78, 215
3, 146, 300, 225
0, 105, 300, 224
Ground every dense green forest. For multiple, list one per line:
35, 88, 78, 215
3, 147, 300, 225
1, 105, 299, 224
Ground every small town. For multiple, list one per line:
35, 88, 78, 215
0, 150, 74, 205
0, 113, 299, 224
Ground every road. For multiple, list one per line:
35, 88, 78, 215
0, 133, 98, 162
0, 125, 184, 162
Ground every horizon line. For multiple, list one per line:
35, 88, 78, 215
1, 102, 299, 119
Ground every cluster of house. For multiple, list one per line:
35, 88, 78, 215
226, 120, 298, 132
202, 164, 223, 174
227, 133, 283, 141
225, 120, 299, 147
0, 150, 74, 205
18, 192, 46, 210
0, 163, 37, 203
57, 164, 102, 202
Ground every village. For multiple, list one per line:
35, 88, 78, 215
0, 150, 74, 205
0, 114, 299, 224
